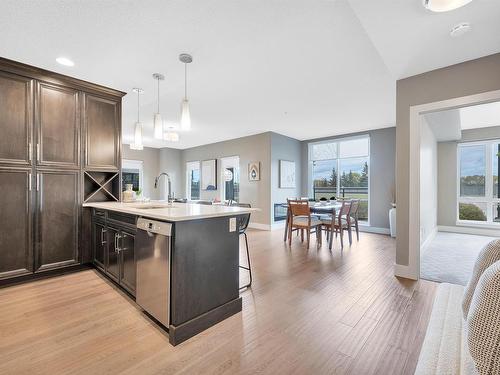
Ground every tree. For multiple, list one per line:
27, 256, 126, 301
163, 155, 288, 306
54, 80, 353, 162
328, 168, 337, 187
360, 161, 368, 187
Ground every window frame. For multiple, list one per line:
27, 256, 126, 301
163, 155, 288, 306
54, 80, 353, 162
307, 134, 370, 224
186, 160, 201, 201
456, 139, 500, 226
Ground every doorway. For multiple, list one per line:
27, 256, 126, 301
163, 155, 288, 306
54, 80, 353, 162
407, 89, 500, 281
220, 156, 240, 203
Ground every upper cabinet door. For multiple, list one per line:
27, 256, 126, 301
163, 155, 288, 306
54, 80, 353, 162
0, 167, 33, 280
36, 82, 80, 168
0, 72, 33, 165
84, 94, 120, 170
35, 170, 80, 272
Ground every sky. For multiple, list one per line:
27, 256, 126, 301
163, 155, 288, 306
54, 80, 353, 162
313, 158, 367, 180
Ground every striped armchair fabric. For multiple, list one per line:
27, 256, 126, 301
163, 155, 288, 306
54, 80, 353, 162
462, 239, 500, 319
466, 260, 500, 375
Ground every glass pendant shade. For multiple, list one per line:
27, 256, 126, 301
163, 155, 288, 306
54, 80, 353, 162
164, 127, 180, 142
181, 99, 191, 131
130, 122, 143, 150
153, 113, 163, 139
423, 0, 472, 12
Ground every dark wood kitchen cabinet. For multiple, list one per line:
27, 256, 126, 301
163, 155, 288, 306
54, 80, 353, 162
0, 168, 33, 280
105, 226, 120, 283
91, 211, 136, 296
0, 72, 33, 166
84, 94, 121, 171
36, 82, 80, 168
35, 170, 80, 272
119, 230, 136, 295
0, 57, 125, 285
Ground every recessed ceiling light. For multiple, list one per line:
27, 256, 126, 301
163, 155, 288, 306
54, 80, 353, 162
56, 57, 74, 66
450, 22, 471, 37
423, 0, 473, 12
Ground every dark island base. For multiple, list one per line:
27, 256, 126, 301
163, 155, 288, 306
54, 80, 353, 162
169, 297, 242, 346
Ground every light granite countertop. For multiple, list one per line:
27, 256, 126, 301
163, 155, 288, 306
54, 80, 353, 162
82, 201, 258, 222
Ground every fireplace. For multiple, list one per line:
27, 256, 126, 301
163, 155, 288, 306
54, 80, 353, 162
274, 203, 287, 222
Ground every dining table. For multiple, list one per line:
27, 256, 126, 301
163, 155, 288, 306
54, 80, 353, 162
282, 201, 343, 241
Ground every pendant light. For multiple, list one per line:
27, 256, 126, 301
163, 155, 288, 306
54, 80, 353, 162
153, 73, 165, 139
130, 88, 144, 150
423, 0, 473, 12
164, 125, 180, 142
179, 53, 192, 131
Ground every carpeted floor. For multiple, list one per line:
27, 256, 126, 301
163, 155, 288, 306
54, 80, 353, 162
420, 232, 497, 285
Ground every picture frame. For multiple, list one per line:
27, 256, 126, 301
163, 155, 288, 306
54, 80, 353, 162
279, 160, 296, 188
201, 159, 217, 190
248, 162, 260, 181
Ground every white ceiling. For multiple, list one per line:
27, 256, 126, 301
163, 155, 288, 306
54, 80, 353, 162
1, 0, 499, 149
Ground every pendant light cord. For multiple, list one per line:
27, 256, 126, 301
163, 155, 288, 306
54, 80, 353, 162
157, 77, 160, 113
137, 90, 140, 122
184, 63, 188, 100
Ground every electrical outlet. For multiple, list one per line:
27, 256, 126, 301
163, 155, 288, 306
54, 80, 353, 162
229, 217, 237, 232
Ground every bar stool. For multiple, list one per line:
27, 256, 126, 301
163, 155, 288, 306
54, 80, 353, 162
231, 202, 252, 289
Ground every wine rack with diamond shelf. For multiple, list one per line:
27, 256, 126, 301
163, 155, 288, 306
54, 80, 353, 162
84, 171, 120, 203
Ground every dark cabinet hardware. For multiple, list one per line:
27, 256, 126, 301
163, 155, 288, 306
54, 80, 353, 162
101, 228, 107, 245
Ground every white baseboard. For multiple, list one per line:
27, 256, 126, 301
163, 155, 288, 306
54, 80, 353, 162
420, 227, 437, 253
394, 263, 418, 280
359, 225, 390, 235
438, 225, 500, 237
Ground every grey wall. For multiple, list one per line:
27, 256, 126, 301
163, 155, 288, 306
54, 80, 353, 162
122, 146, 161, 200
438, 126, 500, 236
180, 133, 272, 225
396, 53, 500, 266
122, 145, 182, 201
159, 147, 183, 199
300, 127, 396, 229
270, 132, 302, 224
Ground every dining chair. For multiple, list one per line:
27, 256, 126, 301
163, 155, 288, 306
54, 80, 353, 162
321, 200, 352, 249
283, 198, 308, 242
230, 202, 253, 290
288, 200, 322, 249
348, 199, 360, 241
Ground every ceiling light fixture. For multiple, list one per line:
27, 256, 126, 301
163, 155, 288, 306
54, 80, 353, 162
153, 73, 165, 139
179, 53, 193, 131
56, 57, 74, 66
423, 0, 473, 12
450, 22, 471, 37
164, 125, 180, 142
130, 88, 144, 150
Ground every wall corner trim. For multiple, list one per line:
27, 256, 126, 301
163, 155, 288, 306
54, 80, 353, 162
394, 263, 418, 280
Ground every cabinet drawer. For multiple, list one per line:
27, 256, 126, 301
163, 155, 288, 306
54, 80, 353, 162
107, 211, 137, 229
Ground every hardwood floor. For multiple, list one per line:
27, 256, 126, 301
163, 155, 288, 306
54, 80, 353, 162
0, 229, 436, 375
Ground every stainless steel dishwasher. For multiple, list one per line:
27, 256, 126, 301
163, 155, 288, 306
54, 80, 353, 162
136, 218, 172, 327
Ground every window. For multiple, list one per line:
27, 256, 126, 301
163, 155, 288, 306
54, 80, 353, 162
457, 141, 500, 225
309, 136, 369, 222
186, 161, 200, 200
122, 159, 143, 193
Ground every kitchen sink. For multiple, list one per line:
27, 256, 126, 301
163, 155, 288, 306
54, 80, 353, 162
130, 203, 174, 209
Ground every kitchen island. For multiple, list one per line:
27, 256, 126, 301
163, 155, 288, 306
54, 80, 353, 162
83, 201, 256, 345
